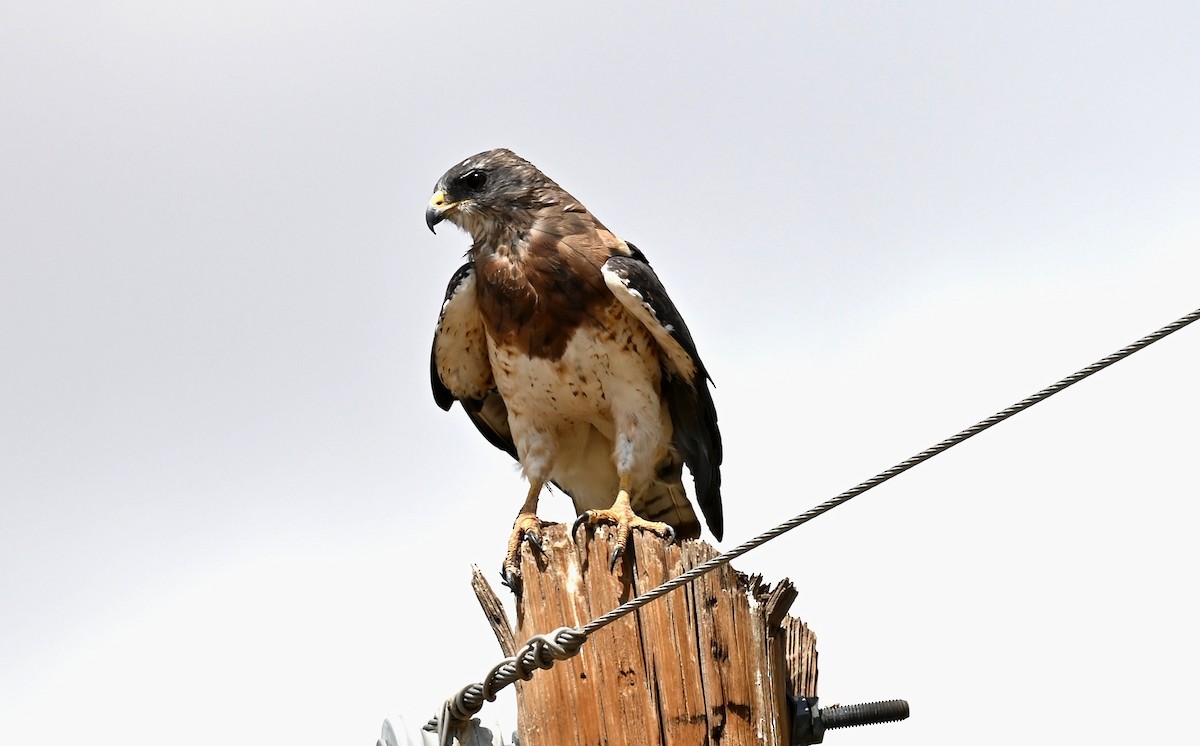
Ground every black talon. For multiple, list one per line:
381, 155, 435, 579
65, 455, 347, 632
663, 525, 676, 544
500, 566, 522, 594
570, 512, 592, 544
524, 529, 546, 556
609, 544, 624, 571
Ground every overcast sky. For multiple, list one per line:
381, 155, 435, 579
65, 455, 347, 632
2, 3, 1198, 745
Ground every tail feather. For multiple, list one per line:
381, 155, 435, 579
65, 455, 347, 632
635, 452, 702, 540
637, 480, 701, 540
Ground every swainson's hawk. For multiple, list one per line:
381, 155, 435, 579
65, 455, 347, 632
426, 149, 722, 588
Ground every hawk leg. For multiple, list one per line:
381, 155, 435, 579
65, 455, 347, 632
571, 476, 675, 570
501, 481, 547, 592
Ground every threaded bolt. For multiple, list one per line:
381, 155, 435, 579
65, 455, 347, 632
821, 699, 910, 729
789, 696, 909, 745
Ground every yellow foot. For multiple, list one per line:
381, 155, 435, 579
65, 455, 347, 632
501, 512, 546, 592
571, 495, 675, 570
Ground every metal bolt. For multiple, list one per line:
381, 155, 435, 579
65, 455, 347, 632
789, 696, 909, 745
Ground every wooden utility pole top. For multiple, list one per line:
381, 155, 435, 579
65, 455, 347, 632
472, 524, 818, 746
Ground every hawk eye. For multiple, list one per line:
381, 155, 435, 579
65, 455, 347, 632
457, 169, 488, 192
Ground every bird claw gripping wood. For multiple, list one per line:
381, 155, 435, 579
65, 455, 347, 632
522, 529, 546, 557
501, 524, 548, 593
571, 510, 676, 569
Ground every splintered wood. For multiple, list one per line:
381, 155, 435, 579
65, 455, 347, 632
470, 524, 819, 746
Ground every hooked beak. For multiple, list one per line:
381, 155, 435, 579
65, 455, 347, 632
426, 189, 451, 233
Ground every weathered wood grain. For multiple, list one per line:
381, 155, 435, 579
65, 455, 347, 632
471, 524, 817, 746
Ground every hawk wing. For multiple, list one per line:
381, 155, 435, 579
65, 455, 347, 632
430, 263, 516, 460
602, 246, 724, 540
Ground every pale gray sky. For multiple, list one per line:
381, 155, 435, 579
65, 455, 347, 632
2, 3, 1198, 744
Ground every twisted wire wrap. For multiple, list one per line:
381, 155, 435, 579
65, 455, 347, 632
438, 627, 586, 745
436, 305, 1200, 742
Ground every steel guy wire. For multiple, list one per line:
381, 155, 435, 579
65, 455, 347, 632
437, 304, 1200, 742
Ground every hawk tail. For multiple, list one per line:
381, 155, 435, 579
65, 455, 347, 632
638, 454, 702, 541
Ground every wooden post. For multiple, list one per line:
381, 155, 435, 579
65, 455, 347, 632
472, 524, 819, 746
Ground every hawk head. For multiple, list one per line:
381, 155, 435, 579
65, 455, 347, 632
425, 149, 575, 243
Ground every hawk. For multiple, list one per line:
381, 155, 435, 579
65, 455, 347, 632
425, 149, 723, 588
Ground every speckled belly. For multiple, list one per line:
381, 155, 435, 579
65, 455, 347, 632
486, 301, 670, 505
487, 306, 662, 429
